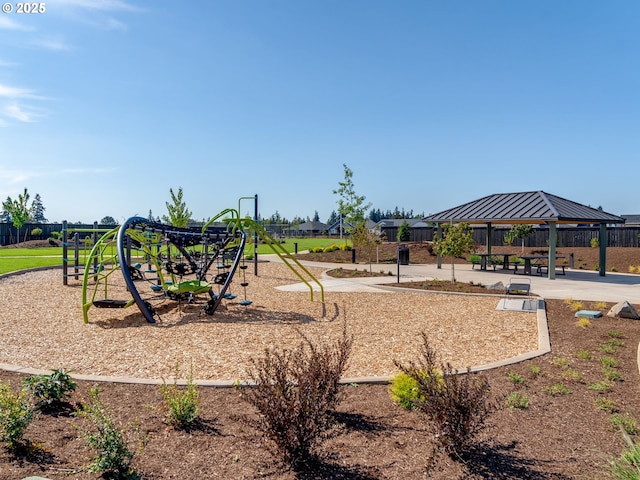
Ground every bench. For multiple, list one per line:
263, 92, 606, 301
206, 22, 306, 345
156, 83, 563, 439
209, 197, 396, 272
536, 264, 568, 275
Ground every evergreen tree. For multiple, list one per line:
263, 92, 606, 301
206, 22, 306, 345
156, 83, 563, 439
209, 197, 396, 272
100, 216, 117, 225
29, 193, 47, 223
313, 210, 320, 222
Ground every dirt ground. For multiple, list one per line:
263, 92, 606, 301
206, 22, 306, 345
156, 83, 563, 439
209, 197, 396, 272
0, 245, 639, 479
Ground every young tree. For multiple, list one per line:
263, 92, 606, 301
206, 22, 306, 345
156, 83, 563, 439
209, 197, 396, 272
29, 193, 47, 223
162, 187, 192, 228
435, 222, 474, 283
397, 220, 411, 242
332, 164, 371, 236
2, 188, 31, 243
509, 224, 533, 254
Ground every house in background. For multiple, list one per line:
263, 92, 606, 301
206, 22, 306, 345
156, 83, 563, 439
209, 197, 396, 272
295, 221, 329, 236
621, 215, 640, 227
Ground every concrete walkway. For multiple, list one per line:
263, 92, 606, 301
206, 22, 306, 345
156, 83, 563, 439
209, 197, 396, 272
266, 254, 640, 304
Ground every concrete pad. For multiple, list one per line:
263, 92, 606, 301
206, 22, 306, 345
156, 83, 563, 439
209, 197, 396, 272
497, 298, 537, 312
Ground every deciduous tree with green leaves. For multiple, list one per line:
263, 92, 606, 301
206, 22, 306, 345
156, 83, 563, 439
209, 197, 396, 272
435, 222, 474, 283
509, 224, 533, 254
162, 187, 192, 228
2, 188, 31, 243
332, 164, 371, 237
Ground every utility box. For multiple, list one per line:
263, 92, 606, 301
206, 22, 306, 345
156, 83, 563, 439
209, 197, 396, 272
398, 245, 409, 265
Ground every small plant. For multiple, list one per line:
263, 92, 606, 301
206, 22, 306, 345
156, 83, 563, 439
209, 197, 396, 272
561, 368, 583, 383
590, 237, 600, 248
588, 380, 612, 392
0, 381, 35, 448
388, 372, 425, 410
23, 368, 77, 409
575, 349, 592, 360
159, 362, 200, 428
599, 342, 619, 354
608, 331, 625, 339
611, 414, 638, 435
611, 266, 618, 272
600, 356, 619, 369
603, 367, 623, 383
569, 301, 583, 312
543, 383, 571, 396
394, 333, 493, 458
75, 385, 146, 478
528, 364, 543, 378
608, 431, 640, 479
575, 318, 590, 328
506, 371, 525, 386
550, 356, 569, 368
594, 397, 617, 414
505, 392, 529, 410
240, 325, 353, 470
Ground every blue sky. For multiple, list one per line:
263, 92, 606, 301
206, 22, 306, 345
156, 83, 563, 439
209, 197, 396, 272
1, 1, 639, 224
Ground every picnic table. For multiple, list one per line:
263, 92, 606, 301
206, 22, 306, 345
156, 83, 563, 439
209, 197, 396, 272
475, 253, 513, 271
517, 255, 566, 276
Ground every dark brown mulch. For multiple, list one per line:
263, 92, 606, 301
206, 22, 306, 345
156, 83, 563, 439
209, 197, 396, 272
0, 248, 639, 479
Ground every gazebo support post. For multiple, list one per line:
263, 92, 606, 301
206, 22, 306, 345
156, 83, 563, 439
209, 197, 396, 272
548, 221, 557, 280
599, 223, 607, 277
436, 223, 442, 269
486, 222, 492, 255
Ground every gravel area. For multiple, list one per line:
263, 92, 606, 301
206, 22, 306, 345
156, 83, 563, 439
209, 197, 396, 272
0, 263, 538, 381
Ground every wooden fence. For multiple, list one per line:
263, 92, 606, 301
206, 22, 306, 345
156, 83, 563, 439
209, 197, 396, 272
382, 226, 640, 248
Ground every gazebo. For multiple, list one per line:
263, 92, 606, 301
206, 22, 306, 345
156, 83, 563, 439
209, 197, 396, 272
424, 191, 625, 279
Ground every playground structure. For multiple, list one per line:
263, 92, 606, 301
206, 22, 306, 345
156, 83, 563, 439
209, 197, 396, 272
62, 221, 113, 285
80, 203, 324, 324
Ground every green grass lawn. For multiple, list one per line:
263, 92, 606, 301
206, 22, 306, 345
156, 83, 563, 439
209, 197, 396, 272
0, 238, 345, 274
0, 257, 62, 275
253, 237, 348, 255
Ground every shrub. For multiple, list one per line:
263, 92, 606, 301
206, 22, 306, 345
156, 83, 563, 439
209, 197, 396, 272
603, 367, 623, 383
588, 381, 612, 392
0, 381, 35, 448
542, 384, 571, 396
389, 372, 425, 410
506, 371, 525, 386
561, 368, 583, 383
394, 333, 493, 458
505, 392, 529, 410
600, 356, 619, 369
239, 326, 353, 470
611, 414, 639, 435
23, 368, 77, 410
575, 318, 590, 328
590, 237, 600, 248
608, 431, 640, 479
569, 301, 583, 312
30, 227, 43, 237
159, 362, 200, 428
323, 244, 340, 253
527, 364, 543, 378
75, 385, 146, 478
339, 243, 352, 251
550, 356, 569, 368
50, 231, 62, 240
608, 331, 625, 339
594, 397, 617, 414
575, 349, 592, 360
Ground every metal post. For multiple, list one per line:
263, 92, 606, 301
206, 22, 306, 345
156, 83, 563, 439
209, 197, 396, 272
599, 223, 607, 277
397, 245, 400, 283
62, 220, 68, 285
254, 194, 259, 276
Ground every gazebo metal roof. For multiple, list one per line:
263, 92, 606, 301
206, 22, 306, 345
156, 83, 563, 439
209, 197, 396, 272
424, 191, 625, 225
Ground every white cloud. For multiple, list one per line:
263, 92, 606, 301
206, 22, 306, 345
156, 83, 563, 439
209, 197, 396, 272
0, 84, 36, 98
3, 102, 48, 122
51, 0, 141, 12
0, 168, 43, 184
0, 16, 33, 31
29, 36, 73, 52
